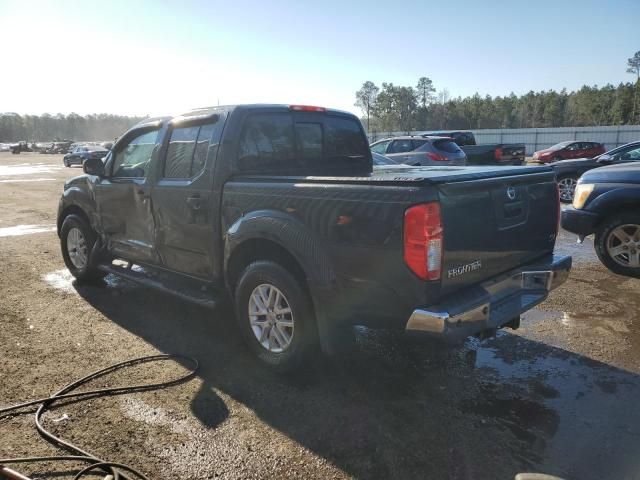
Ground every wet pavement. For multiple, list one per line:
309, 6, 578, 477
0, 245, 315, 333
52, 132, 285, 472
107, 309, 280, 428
1, 153, 640, 479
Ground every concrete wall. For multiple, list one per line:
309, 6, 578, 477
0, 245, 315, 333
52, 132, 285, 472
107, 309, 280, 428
368, 125, 640, 155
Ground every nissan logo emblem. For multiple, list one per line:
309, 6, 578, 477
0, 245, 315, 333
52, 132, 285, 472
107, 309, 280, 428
506, 186, 516, 200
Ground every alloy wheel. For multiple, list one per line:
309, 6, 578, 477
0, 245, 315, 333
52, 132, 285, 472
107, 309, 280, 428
606, 224, 640, 268
67, 227, 88, 269
558, 177, 577, 202
248, 283, 294, 353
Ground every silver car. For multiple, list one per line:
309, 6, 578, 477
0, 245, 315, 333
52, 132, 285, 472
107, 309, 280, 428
370, 136, 467, 166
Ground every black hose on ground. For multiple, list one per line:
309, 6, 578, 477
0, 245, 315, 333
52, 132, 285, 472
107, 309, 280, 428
0, 353, 199, 480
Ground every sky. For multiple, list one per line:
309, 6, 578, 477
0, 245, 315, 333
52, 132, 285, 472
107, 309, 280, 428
0, 0, 638, 117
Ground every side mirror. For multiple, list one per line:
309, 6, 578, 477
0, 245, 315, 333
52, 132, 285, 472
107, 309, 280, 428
597, 154, 613, 165
83, 157, 105, 176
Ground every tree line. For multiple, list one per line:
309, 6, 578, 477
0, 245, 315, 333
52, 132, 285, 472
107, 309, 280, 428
355, 51, 640, 133
0, 113, 147, 143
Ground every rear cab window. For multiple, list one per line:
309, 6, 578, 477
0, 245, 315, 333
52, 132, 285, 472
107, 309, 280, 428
237, 110, 370, 174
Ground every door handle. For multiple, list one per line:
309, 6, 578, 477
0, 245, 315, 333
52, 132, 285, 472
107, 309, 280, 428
186, 194, 203, 210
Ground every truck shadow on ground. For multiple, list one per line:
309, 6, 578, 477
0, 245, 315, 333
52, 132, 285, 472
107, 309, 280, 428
76, 278, 640, 480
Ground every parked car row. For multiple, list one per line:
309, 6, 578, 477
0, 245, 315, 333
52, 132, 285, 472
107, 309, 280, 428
370, 130, 526, 167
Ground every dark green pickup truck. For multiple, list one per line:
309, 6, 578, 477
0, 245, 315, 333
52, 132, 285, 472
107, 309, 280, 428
57, 104, 570, 370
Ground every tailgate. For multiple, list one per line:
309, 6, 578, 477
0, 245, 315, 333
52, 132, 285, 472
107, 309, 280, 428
500, 144, 526, 161
438, 170, 558, 294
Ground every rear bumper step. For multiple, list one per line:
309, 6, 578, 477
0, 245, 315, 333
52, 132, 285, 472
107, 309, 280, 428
405, 254, 571, 341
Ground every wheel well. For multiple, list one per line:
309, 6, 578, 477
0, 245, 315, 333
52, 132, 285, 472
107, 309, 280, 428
58, 205, 90, 234
227, 239, 308, 294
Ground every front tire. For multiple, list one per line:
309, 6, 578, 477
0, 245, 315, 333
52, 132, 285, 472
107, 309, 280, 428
234, 261, 318, 371
60, 214, 104, 282
595, 212, 640, 278
557, 175, 578, 203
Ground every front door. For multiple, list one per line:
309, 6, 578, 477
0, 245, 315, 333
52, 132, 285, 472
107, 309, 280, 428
94, 128, 160, 264
150, 118, 224, 279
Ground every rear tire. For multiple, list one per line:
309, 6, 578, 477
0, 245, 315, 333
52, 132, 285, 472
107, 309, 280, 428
234, 260, 318, 372
557, 175, 578, 203
594, 212, 640, 278
60, 214, 105, 283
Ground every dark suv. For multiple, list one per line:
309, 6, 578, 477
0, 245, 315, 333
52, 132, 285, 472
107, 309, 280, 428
370, 136, 466, 166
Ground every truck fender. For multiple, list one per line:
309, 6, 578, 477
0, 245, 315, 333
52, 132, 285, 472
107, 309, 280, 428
224, 210, 341, 351
588, 187, 640, 216
58, 186, 99, 234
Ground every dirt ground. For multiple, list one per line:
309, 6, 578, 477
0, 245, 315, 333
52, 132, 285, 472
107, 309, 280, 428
1, 152, 640, 480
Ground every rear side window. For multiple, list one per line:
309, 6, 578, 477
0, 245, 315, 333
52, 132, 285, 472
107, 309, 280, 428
164, 122, 220, 178
432, 139, 462, 154
387, 139, 414, 154
412, 140, 428, 149
165, 126, 198, 178
325, 116, 369, 160
238, 114, 295, 171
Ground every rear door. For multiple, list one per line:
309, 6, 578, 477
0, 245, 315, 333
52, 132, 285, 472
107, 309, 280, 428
437, 170, 558, 293
150, 116, 225, 278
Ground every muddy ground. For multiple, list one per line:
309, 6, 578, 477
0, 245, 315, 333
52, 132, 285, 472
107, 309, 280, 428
1, 152, 639, 480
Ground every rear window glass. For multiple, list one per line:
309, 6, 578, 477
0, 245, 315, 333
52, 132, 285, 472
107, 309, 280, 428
238, 113, 295, 170
296, 122, 323, 161
387, 139, 414, 154
237, 113, 368, 173
325, 116, 368, 160
164, 121, 221, 178
412, 140, 428, 149
165, 126, 199, 178
433, 139, 462, 154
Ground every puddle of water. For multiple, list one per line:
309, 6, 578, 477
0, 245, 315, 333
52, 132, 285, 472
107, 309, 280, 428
0, 177, 56, 183
42, 269, 77, 294
0, 164, 62, 176
0, 224, 56, 237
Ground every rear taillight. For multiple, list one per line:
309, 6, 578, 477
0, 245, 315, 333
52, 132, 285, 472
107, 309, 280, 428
404, 203, 443, 281
494, 147, 503, 160
426, 152, 448, 162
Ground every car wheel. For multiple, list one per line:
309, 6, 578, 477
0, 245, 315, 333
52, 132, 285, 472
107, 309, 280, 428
557, 175, 578, 203
595, 213, 640, 278
234, 260, 318, 371
60, 214, 105, 282
63, 158, 69, 167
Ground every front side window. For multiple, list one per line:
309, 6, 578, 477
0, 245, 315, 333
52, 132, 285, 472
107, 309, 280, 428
112, 130, 159, 178
238, 113, 295, 171
621, 146, 640, 161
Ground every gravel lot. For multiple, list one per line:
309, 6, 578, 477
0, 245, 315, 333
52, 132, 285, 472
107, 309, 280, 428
1, 152, 640, 480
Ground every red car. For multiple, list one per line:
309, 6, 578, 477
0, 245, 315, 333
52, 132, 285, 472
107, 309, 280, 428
533, 141, 605, 163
